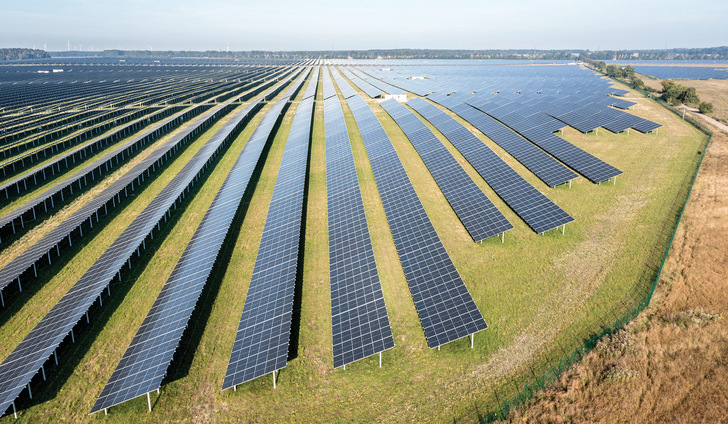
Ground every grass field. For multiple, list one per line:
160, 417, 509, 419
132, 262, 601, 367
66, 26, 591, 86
642, 77, 728, 124
0, 68, 709, 423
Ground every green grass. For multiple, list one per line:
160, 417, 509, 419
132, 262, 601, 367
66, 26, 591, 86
0, 70, 709, 423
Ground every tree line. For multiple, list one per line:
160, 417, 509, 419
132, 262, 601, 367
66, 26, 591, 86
582, 58, 714, 114
43, 47, 728, 61
0, 48, 50, 61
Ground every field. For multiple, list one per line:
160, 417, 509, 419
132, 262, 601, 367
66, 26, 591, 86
505, 81, 728, 423
0, 67, 709, 422
642, 77, 728, 124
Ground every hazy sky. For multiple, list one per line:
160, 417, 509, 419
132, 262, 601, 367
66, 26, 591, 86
1, 0, 726, 52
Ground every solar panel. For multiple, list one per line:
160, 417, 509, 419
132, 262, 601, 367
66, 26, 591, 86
222, 73, 317, 390
323, 87, 394, 368
0, 70, 301, 417
378, 98, 512, 242
404, 96, 574, 234
322, 67, 337, 100
338, 92, 487, 348
90, 73, 305, 413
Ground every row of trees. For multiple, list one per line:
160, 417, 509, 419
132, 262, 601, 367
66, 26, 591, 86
48, 47, 728, 61
660, 81, 713, 113
1, 48, 50, 61
583, 58, 715, 114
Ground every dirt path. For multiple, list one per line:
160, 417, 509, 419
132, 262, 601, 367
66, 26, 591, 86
504, 116, 728, 422
687, 108, 728, 133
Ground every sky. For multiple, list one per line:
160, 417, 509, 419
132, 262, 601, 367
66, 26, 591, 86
1, 0, 726, 52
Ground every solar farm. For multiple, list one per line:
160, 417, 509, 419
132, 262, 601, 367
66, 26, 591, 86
0, 58, 709, 422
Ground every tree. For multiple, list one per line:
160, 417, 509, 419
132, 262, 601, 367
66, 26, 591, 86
698, 102, 714, 114
623, 65, 636, 79
661, 80, 676, 92
606, 64, 623, 78
678, 87, 700, 106
631, 77, 645, 89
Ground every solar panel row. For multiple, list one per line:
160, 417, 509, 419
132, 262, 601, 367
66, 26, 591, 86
424, 95, 577, 188
347, 68, 407, 96
324, 70, 394, 368
404, 97, 574, 234
330, 67, 358, 99
222, 69, 317, 391
91, 71, 307, 414
302, 67, 320, 100
378, 98, 512, 242
464, 96, 623, 183
338, 67, 384, 98
0, 69, 302, 417
322, 67, 338, 100
343, 92, 487, 349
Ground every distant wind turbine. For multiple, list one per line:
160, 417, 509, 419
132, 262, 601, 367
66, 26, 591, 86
67, 40, 71, 51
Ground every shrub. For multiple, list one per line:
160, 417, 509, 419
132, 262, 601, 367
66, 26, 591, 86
698, 102, 714, 114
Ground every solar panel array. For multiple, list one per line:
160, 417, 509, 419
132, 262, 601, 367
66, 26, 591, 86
342, 91, 487, 348
338, 67, 384, 98
632, 65, 728, 80
222, 70, 316, 390
330, 68, 358, 99
379, 99, 512, 242
0, 68, 297, 302
352, 64, 661, 138
0, 67, 289, 244
90, 72, 306, 413
424, 95, 577, 187
404, 97, 574, 234
0, 105, 206, 241
348, 68, 407, 96
324, 80, 394, 368
463, 95, 623, 183
0, 70, 301, 417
